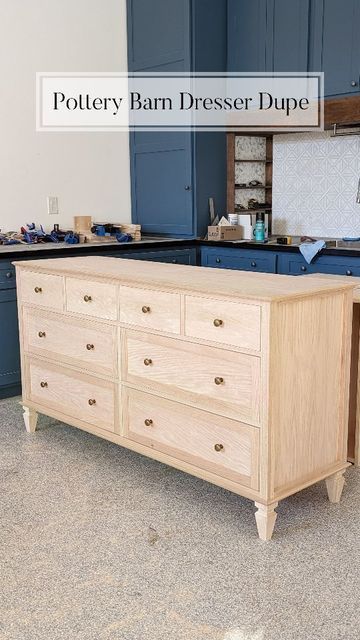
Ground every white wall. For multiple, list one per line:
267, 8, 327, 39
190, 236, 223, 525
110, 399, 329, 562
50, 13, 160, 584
272, 131, 360, 237
0, 0, 131, 233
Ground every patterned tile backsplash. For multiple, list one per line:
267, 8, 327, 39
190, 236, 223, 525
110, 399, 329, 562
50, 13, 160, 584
272, 131, 360, 237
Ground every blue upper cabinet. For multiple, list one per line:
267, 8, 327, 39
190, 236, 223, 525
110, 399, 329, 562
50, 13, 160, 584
309, 0, 360, 97
227, 0, 266, 72
127, 0, 227, 237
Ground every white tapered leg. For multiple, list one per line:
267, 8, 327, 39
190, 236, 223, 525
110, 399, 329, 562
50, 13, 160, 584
255, 501, 278, 541
23, 406, 38, 433
325, 471, 345, 503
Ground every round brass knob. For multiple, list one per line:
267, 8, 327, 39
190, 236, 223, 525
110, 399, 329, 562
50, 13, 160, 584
34, 287, 42, 293
40, 381, 48, 388
214, 377, 224, 385
83, 295, 92, 302
144, 418, 153, 427
86, 343, 94, 350
213, 318, 223, 327
144, 358, 153, 366
142, 305, 151, 314
38, 331, 46, 338
214, 443, 224, 452
88, 398, 96, 406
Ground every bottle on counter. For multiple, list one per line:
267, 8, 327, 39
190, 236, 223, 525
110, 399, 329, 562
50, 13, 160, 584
254, 212, 265, 242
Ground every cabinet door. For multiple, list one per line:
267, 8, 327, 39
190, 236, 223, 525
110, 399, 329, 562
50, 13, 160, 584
310, 0, 360, 97
0, 289, 21, 397
227, 0, 266, 72
266, 0, 310, 71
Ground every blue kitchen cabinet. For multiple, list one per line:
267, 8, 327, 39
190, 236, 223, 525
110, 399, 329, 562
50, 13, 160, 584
277, 252, 360, 277
201, 246, 277, 273
127, 0, 227, 237
0, 287, 21, 399
117, 247, 197, 265
309, 0, 360, 97
227, 0, 266, 73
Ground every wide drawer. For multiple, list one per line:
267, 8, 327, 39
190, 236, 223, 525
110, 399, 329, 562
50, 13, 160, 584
66, 277, 118, 320
19, 271, 64, 310
184, 296, 261, 351
123, 331, 261, 425
124, 388, 260, 490
23, 308, 117, 376
119, 285, 180, 334
26, 359, 116, 432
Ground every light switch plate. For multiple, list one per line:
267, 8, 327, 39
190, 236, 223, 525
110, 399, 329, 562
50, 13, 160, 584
47, 196, 59, 215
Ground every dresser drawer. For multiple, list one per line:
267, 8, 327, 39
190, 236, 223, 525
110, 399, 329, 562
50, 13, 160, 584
23, 308, 117, 377
124, 389, 259, 489
27, 359, 116, 432
66, 277, 118, 320
123, 331, 261, 425
184, 296, 261, 351
19, 271, 64, 310
119, 286, 180, 334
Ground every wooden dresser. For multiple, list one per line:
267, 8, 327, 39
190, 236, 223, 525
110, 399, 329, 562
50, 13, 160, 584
15, 257, 354, 540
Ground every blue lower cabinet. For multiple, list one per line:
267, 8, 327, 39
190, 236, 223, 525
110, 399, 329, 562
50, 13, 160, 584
0, 288, 21, 399
0, 261, 16, 289
201, 247, 277, 273
115, 248, 197, 265
277, 253, 360, 277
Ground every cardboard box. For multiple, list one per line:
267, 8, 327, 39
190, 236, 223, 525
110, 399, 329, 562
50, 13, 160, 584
208, 225, 243, 241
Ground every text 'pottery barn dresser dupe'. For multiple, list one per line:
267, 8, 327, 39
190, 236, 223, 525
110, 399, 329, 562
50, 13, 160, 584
14, 257, 354, 540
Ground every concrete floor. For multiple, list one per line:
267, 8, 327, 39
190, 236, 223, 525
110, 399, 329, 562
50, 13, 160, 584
1, 397, 360, 640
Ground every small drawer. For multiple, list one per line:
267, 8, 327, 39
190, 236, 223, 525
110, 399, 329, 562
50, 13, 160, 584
184, 296, 261, 351
19, 271, 64, 310
23, 308, 117, 376
0, 262, 16, 289
27, 359, 116, 432
124, 388, 259, 490
123, 331, 261, 425
119, 286, 180, 334
66, 278, 118, 320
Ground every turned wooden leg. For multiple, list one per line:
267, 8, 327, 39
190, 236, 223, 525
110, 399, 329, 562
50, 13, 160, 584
254, 501, 278, 541
23, 406, 38, 433
325, 470, 346, 503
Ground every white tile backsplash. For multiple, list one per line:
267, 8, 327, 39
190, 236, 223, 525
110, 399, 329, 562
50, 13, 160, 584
272, 131, 360, 237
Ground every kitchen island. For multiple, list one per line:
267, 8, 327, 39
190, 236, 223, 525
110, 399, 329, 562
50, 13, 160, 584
15, 256, 354, 540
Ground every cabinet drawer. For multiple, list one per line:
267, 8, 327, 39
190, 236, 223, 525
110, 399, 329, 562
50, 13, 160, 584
119, 286, 180, 334
184, 296, 261, 351
19, 271, 64, 310
0, 262, 16, 289
23, 308, 117, 376
123, 331, 261, 425
27, 359, 116, 432
66, 278, 118, 320
201, 248, 277, 273
124, 389, 259, 490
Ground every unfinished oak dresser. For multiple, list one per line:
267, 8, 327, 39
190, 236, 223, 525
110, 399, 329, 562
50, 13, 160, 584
14, 256, 354, 540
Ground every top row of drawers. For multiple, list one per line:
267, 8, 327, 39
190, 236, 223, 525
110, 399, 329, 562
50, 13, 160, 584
18, 270, 262, 351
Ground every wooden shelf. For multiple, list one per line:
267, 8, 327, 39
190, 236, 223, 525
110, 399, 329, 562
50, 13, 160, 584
235, 207, 272, 214
235, 159, 272, 163
235, 185, 272, 190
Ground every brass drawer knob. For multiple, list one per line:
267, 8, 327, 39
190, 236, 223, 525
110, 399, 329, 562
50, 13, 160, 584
214, 443, 224, 452
34, 287, 42, 293
144, 358, 153, 366
40, 381, 48, 388
83, 295, 92, 302
144, 418, 153, 427
142, 305, 151, 314
88, 398, 96, 406
214, 377, 224, 385
86, 343, 95, 350
213, 318, 223, 327
38, 331, 46, 338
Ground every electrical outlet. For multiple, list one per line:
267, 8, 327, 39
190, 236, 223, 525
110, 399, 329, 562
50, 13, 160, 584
47, 196, 59, 215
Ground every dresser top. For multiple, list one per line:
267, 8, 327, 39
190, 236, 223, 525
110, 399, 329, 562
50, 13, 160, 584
13, 256, 355, 302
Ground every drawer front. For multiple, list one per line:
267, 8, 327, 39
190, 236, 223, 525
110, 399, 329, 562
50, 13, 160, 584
122, 248, 197, 265
66, 277, 118, 320
27, 359, 116, 432
201, 248, 277, 273
0, 262, 16, 289
278, 253, 360, 277
120, 286, 180, 334
23, 308, 117, 376
19, 271, 64, 310
184, 296, 261, 351
124, 389, 259, 490
124, 331, 261, 425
